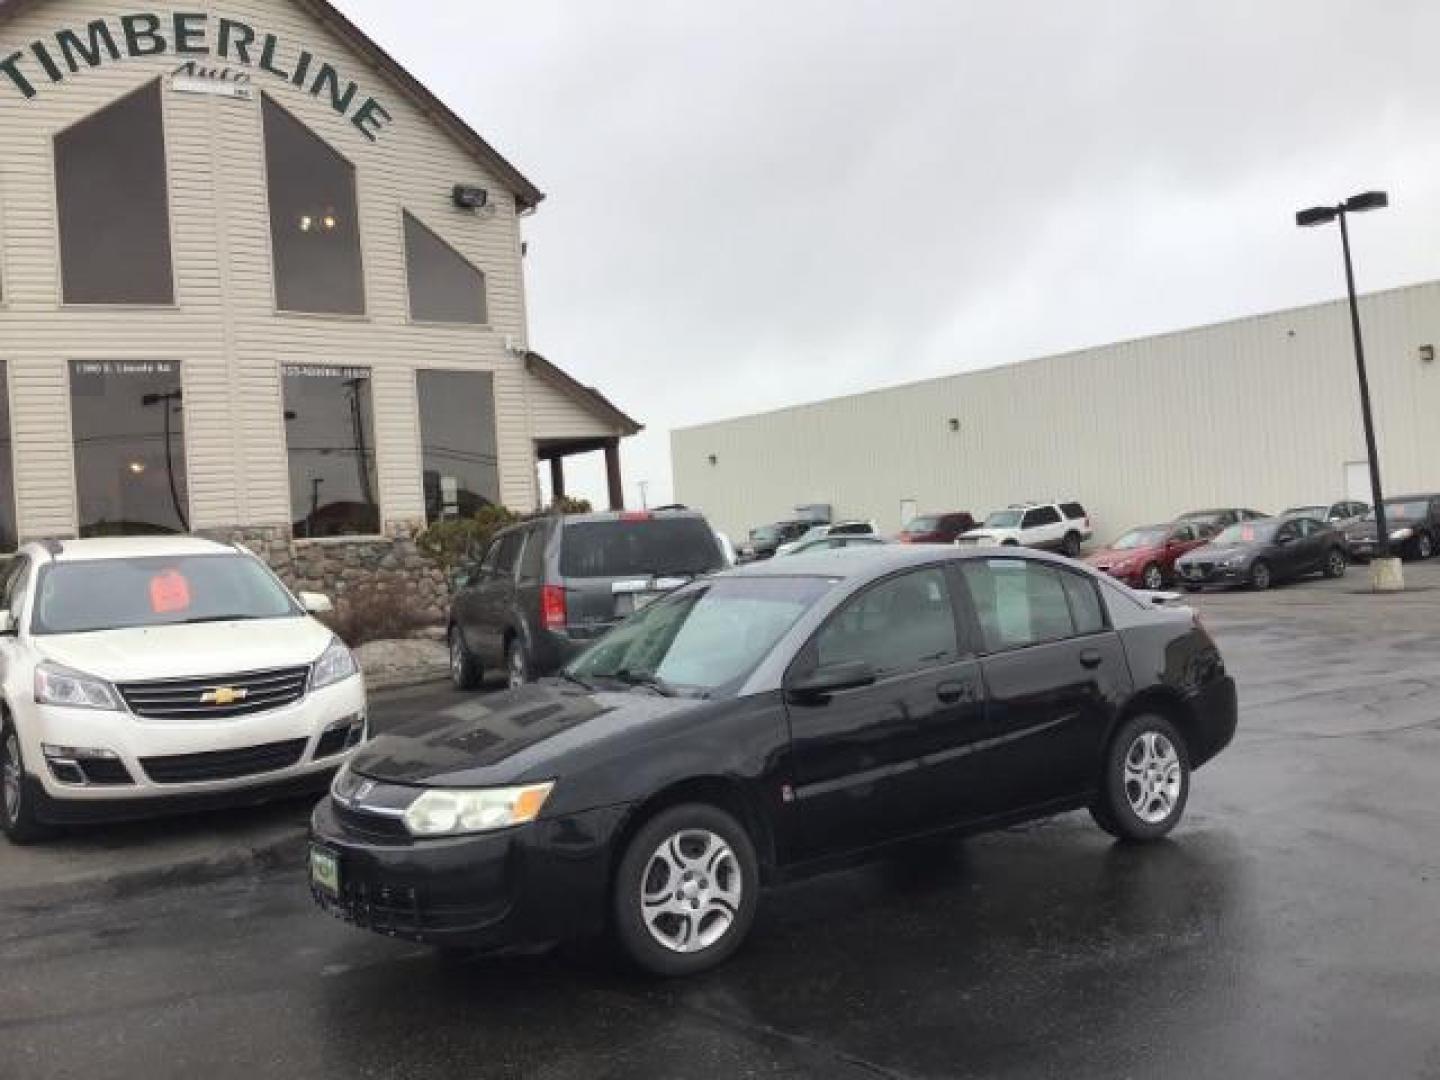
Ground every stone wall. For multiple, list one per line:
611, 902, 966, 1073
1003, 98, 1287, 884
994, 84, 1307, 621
197, 522, 450, 626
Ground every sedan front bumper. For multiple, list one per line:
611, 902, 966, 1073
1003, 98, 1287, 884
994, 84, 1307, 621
308, 796, 629, 950
1177, 562, 1246, 588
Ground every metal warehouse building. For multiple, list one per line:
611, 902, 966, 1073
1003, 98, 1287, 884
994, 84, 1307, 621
672, 281, 1440, 542
0, 0, 638, 608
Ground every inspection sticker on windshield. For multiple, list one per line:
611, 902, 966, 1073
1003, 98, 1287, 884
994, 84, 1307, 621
149, 569, 192, 614
310, 845, 340, 897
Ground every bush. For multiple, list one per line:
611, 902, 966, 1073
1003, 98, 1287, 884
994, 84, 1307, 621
320, 578, 432, 647
416, 498, 594, 576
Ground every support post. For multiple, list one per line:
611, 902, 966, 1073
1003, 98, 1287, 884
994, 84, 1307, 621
549, 456, 566, 503
604, 438, 624, 511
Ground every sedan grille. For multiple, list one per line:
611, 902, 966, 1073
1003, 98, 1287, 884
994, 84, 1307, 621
141, 738, 308, 784
117, 666, 310, 720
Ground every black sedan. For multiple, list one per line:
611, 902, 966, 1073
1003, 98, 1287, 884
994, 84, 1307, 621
1343, 494, 1440, 561
310, 547, 1237, 976
1175, 515, 1348, 591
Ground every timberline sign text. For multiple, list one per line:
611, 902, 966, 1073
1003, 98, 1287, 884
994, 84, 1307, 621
1, 12, 393, 141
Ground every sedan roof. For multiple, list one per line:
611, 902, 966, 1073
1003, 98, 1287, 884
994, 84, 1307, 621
721, 542, 1076, 580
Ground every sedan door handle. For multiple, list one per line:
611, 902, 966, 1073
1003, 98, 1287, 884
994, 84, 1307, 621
936, 680, 973, 704
1079, 648, 1104, 669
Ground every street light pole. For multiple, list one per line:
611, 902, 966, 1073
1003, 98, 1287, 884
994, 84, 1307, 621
1335, 207, 1389, 557
1296, 190, 1394, 582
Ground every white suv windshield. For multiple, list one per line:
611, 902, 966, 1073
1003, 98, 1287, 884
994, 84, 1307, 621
31, 554, 301, 635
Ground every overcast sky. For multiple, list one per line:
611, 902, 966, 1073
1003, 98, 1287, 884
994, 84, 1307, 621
339, 0, 1440, 509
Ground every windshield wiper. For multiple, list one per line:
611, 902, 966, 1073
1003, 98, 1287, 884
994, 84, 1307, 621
557, 670, 594, 692
611, 669, 678, 697
176, 614, 268, 625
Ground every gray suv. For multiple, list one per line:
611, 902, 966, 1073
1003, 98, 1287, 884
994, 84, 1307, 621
448, 510, 727, 688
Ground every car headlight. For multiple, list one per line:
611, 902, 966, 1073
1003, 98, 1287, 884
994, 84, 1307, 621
403, 781, 555, 837
1390, 527, 1414, 541
312, 635, 358, 689
34, 662, 122, 711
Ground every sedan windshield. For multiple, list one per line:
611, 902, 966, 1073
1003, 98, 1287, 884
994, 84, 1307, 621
1374, 500, 1429, 521
31, 554, 301, 635
904, 516, 940, 533
1213, 521, 1279, 545
984, 510, 1022, 528
1285, 506, 1328, 519
1111, 527, 1168, 550
567, 576, 833, 695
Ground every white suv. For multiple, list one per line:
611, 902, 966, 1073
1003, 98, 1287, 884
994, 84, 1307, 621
956, 501, 1092, 556
0, 537, 367, 842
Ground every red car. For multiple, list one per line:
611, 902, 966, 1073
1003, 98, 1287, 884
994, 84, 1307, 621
1086, 521, 1210, 590
896, 511, 976, 544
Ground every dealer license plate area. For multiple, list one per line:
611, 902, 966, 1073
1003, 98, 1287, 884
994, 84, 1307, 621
310, 844, 340, 897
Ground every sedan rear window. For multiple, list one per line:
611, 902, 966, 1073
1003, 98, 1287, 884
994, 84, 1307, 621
1214, 521, 1279, 544
32, 555, 300, 635
559, 518, 724, 579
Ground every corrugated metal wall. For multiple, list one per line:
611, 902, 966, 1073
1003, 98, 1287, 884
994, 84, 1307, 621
673, 282, 1440, 542
0, 0, 571, 539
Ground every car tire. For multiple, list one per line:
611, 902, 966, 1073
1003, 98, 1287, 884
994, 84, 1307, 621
506, 638, 532, 689
1323, 547, 1348, 579
1141, 563, 1164, 591
1001, 539, 1018, 547
1417, 531, 1434, 560
611, 803, 760, 977
449, 626, 482, 690
1062, 532, 1082, 558
1, 714, 51, 845
1183, 583, 1202, 593
1094, 713, 1191, 842
1248, 559, 1272, 591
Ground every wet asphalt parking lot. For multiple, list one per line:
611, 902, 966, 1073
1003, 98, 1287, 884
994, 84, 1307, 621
3, 564, 1439, 1079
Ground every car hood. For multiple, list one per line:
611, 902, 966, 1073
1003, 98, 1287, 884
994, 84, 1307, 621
350, 682, 708, 787
1086, 545, 1159, 565
1177, 543, 1258, 561
33, 617, 333, 682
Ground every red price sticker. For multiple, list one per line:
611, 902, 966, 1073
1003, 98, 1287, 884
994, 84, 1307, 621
149, 569, 192, 614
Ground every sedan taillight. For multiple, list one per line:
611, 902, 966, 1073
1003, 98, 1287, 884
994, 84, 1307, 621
541, 584, 567, 630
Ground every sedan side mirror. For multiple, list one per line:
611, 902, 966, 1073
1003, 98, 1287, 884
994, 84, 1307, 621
786, 660, 877, 701
0, 609, 14, 636
298, 591, 334, 615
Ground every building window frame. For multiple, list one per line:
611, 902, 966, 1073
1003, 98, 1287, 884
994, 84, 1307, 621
52, 78, 180, 310
410, 365, 503, 525
279, 359, 385, 543
64, 356, 194, 539
257, 93, 369, 320
401, 210, 489, 328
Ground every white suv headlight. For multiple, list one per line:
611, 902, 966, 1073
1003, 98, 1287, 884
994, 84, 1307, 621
1391, 527, 1415, 541
403, 782, 555, 838
311, 635, 358, 690
34, 662, 122, 711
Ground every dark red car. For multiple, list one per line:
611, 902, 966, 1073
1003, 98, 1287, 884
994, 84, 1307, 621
1085, 521, 1210, 590
896, 511, 976, 544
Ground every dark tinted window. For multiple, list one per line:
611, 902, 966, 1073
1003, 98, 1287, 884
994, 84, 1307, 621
282, 365, 379, 537
55, 80, 173, 305
1060, 571, 1106, 635
0, 363, 14, 551
262, 96, 364, 315
959, 558, 1078, 651
1060, 502, 1086, 519
1169, 524, 1197, 543
831, 522, 872, 535
813, 567, 957, 676
492, 531, 523, 575
404, 212, 487, 324
518, 524, 547, 582
1023, 506, 1061, 527
31, 554, 299, 635
417, 370, 500, 523
559, 518, 723, 578
70, 361, 188, 537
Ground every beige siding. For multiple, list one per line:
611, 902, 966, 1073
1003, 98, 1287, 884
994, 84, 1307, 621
673, 281, 1440, 541
0, 0, 544, 541
529, 378, 625, 441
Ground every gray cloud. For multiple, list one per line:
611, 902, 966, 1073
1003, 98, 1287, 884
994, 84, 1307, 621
337, 0, 1440, 508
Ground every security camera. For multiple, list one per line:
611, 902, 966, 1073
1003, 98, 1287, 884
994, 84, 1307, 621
452, 185, 489, 210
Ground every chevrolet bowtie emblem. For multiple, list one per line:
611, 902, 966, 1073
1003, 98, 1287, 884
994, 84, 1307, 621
202, 686, 248, 706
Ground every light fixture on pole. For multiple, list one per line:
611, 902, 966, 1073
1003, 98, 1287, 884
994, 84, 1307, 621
1295, 190, 1400, 589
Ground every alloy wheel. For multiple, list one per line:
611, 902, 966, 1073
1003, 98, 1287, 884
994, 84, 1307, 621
1142, 565, 1164, 591
1123, 731, 1182, 825
1420, 533, 1434, 560
1328, 551, 1346, 577
508, 646, 527, 689
449, 632, 464, 681
639, 829, 743, 954
1251, 562, 1271, 590
2, 732, 21, 824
